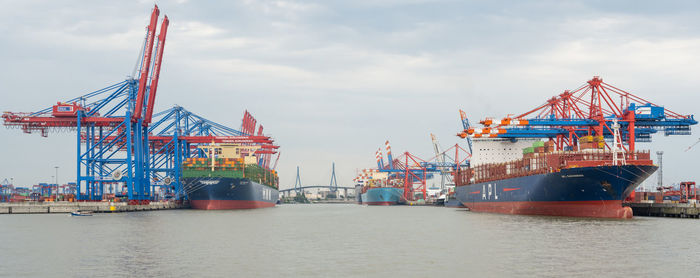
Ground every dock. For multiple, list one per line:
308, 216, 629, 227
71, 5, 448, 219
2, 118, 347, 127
0, 201, 188, 214
626, 202, 700, 218
310, 199, 357, 204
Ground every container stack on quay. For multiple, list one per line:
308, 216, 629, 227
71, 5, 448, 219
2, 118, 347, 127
625, 181, 699, 218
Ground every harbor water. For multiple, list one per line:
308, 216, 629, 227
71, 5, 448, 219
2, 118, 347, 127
1, 204, 699, 277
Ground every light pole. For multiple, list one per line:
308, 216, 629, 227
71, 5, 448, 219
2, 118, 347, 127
54, 166, 59, 201
50, 175, 54, 200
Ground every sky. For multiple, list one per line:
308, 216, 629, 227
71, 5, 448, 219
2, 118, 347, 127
1, 0, 699, 190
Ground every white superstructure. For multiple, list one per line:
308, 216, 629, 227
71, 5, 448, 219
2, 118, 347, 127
470, 138, 539, 166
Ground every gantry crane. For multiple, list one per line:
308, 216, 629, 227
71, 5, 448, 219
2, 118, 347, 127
685, 138, 700, 152
2, 5, 169, 203
147, 107, 279, 199
370, 140, 469, 201
458, 76, 697, 153
2, 6, 281, 203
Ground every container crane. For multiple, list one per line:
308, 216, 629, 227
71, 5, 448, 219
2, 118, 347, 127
385, 140, 394, 169
375, 148, 384, 169
272, 152, 281, 171
458, 110, 473, 154
430, 133, 451, 191
457, 76, 697, 152
685, 138, 700, 152
146, 107, 279, 199
0, 179, 12, 202
370, 139, 469, 201
2, 5, 169, 204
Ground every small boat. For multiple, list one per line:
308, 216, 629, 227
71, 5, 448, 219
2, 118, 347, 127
70, 211, 93, 216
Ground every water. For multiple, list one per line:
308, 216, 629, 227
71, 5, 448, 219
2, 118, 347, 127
1, 204, 698, 277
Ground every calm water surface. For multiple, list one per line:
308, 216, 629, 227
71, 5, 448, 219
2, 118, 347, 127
1, 204, 699, 277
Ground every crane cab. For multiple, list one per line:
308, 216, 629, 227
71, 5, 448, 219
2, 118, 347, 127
52, 102, 86, 117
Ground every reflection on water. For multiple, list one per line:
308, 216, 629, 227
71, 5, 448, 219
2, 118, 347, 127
1, 204, 698, 277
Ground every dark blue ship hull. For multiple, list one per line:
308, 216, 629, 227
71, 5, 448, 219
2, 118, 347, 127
445, 198, 464, 208
455, 165, 657, 218
184, 177, 279, 209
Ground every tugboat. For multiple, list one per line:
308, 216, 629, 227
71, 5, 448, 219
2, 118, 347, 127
70, 210, 93, 216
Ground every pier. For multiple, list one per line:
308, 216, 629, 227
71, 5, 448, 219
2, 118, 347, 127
0, 201, 188, 214
626, 202, 700, 218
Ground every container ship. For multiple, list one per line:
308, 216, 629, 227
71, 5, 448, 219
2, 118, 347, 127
451, 76, 700, 218
355, 169, 405, 205
183, 144, 279, 209
454, 136, 656, 218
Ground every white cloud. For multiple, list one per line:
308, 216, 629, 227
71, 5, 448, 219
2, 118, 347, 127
241, 0, 326, 18
1, 1, 699, 188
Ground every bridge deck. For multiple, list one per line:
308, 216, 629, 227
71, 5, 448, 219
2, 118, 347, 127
280, 185, 355, 193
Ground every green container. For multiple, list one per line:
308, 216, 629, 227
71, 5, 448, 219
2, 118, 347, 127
532, 141, 545, 148
523, 147, 534, 154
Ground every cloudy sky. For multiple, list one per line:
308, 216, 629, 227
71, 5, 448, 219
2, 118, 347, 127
1, 0, 699, 190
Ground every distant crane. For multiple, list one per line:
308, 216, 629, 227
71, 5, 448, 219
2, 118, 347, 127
430, 133, 453, 191
272, 152, 281, 171
458, 110, 473, 154
371, 139, 470, 201
685, 138, 700, 152
0, 179, 12, 202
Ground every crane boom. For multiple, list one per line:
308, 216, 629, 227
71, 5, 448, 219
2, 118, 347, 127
144, 15, 169, 124
430, 133, 445, 164
133, 5, 160, 122
459, 110, 473, 154
272, 152, 281, 170
686, 138, 700, 152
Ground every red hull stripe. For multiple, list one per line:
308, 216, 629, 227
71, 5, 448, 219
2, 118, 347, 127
503, 188, 520, 192
365, 201, 396, 206
470, 191, 480, 194
463, 200, 633, 219
191, 200, 275, 210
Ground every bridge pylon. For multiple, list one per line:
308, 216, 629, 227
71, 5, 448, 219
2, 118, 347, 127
294, 166, 302, 194
329, 162, 338, 192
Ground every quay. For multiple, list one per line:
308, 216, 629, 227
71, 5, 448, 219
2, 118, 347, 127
0, 201, 189, 214
626, 202, 700, 218
310, 199, 356, 204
